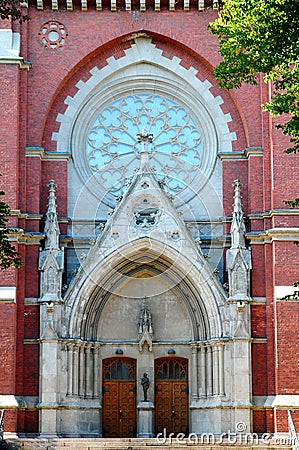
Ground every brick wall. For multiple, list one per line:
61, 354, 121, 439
0, 4, 298, 436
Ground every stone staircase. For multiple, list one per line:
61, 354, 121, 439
1, 437, 293, 450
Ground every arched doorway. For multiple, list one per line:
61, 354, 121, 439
102, 357, 137, 437
155, 357, 189, 435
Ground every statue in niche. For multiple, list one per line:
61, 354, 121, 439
236, 264, 245, 293
138, 300, 153, 352
46, 266, 56, 293
141, 373, 150, 401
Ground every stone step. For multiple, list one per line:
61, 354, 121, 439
2, 437, 293, 450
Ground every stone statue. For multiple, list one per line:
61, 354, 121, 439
141, 373, 150, 401
138, 301, 153, 352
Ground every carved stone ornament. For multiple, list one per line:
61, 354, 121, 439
226, 180, 252, 300
39, 21, 68, 49
39, 180, 64, 302
138, 300, 153, 352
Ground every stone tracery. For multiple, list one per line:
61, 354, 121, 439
86, 94, 202, 197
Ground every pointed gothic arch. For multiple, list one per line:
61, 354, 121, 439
38, 176, 253, 438
64, 236, 226, 342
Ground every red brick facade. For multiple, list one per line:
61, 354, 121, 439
0, 1, 298, 436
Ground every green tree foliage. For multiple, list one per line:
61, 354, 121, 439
209, 0, 299, 292
208, 0, 299, 164
0, 188, 22, 270
0, 0, 30, 22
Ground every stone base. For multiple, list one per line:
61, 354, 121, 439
137, 401, 154, 438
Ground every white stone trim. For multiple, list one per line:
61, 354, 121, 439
0, 286, 16, 302
0, 395, 19, 408
275, 286, 297, 300
248, 209, 299, 220
0, 30, 20, 58
253, 395, 299, 408
26, 147, 71, 160
24, 297, 39, 304
218, 147, 263, 160
53, 37, 235, 204
247, 227, 299, 244
251, 297, 266, 305
0, 30, 31, 69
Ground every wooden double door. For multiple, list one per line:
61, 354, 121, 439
102, 356, 189, 437
155, 357, 189, 435
102, 357, 137, 437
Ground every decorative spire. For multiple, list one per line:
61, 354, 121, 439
138, 299, 153, 352
230, 179, 246, 248
44, 180, 60, 250
137, 127, 153, 169
39, 180, 64, 304
138, 300, 153, 337
226, 179, 251, 301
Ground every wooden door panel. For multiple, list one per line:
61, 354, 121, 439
155, 381, 172, 433
102, 382, 119, 437
172, 381, 188, 434
102, 358, 136, 438
155, 358, 189, 435
119, 381, 136, 437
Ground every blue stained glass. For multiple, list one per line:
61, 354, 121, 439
86, 94, 202, 196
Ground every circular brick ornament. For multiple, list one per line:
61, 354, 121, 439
39, 21, 67, 49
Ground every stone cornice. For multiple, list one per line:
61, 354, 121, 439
34, 0, 218, 12
248, 208, 299, 219
247, 228, 299, 244
218, 147, 263, 161
253, 395, 299, 409
8, 230, 44, 244
11, 210, 43, 220
0, 56, 31, 70
10, 210, 69, 225
251, 297, 266, 305
0, 30, 32, 70
26, 147, 72, 161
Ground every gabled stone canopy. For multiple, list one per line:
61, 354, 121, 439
63, 146, 228, 342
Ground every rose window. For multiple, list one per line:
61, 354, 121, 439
86, 94, 203, 197
39, 21, 67, 49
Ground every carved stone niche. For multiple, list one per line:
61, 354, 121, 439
138, 301, 153, 352
128, 193, 162, 229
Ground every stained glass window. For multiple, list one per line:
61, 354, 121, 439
86, 94, 202, 197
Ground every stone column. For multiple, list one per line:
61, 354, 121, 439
219, 343, 225, 395
93, 345, 100, 398
67, 343, 73, 396
85, 344, 92, 397
232, 337, 252, 431
79, 344, 85, 396
212, 344, 219, 396
206, 345, 213, 397
199, 344, 206, 397
38, 303, 60, 437
191, 343, 198, 399
72, 345, 79, 396
39, 335, 59, 436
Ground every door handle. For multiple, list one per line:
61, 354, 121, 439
171, 404, 175, 418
